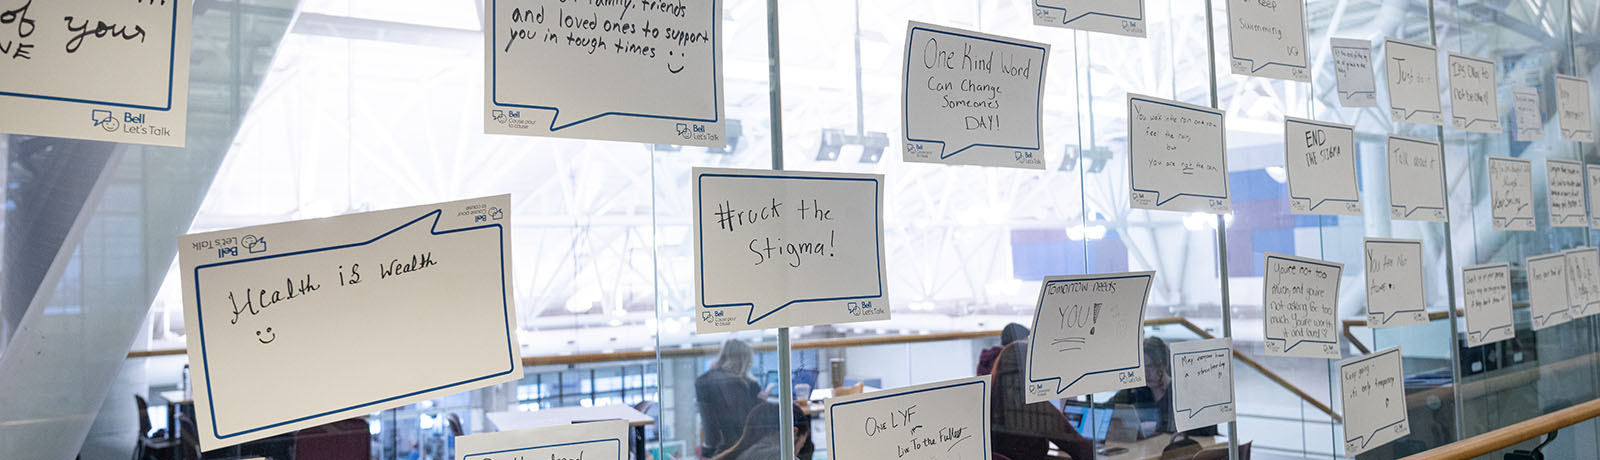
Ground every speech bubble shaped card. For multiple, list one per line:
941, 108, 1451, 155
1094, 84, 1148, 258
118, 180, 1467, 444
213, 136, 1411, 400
1386, 135, 1447, 222
1285, 117, 1360, 216
1169, 338, 1235, 433
485, 0, 725, 147
1026, 272, 1154, 403
1487, 156, 1535, 231
1547, 159, 1587, 227
179, 195, 522, 450
1557, 75, 1594, 142
1225, 0, 1309, 82
1564, 247, 1600, 318
1385, 38, 1443, 126
456, 421, 628, 460
1332, 38, 1377, 107
1128, 94, 1230, 214
1527, 252, 1573, 330
0, 0, 191, 146
902, 22, 1050, 169
1462, 262, 1514, 347
1447, 53, 1501, 133
1513, 86, 1544, 141
693, 168, 888, 333
1263, 253, 1343, 359
1589, 166, 1600, 229
1363, 238, 1427, 328
825, 375, 991, 460
1031, 0, 1145, 37
1340, 346, 1410, 457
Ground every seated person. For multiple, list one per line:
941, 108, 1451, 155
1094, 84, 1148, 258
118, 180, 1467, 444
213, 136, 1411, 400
1108, 337, 1220, 438
989, 329, 1094, 460
711, 403, 812, 460
978, 323, 1030, 375
697, 339, 762, 459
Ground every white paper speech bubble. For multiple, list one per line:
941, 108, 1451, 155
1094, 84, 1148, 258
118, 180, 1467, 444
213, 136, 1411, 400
1487, 156, 1535, 231
1026, 272, 1154, 402
1386, 135, 1447, 222
485, 0, 725, 146
1331, 38, 1377, 107
1447, 53, 1501, 133
694, 168, 889, 333
1385, 38, 1443, 126
1462, 262, 1514, 347
1031, 0, 1145, 37
1128, 94, 1230, 213
825, 376, 992, 460
1363, 238, 1427, 328
901, 22, 1050, 169
1169, 338, 1235, 433
1557, 75, 1594, 142
181, 196, 521, 450
1262, 253, 1344, 359
1527, 252, 1573, 330
1284, 117, 1361, 216
1225, 0, 1309, 82
456, 420, 629, 460
1340, 346, 1410, 457
1564, 247, 1600, 318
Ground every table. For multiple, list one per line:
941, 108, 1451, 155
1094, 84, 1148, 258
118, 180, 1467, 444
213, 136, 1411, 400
154, 389, 193, 440
1097, 434, 1224, 460
800, 386, 880, 415
488, 405, 654, 460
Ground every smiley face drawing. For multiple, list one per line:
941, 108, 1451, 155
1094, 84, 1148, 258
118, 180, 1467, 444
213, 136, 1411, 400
256, 327, 276, 344
666, 50, 685, 74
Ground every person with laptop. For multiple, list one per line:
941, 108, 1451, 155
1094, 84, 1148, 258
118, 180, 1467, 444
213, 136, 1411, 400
1108, 337, 1220, 438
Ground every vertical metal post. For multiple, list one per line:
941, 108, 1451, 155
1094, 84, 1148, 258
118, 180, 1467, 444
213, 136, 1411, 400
1423, 0, 1467, 441
1201, 2, 1239, 459
766, 0, 796, 457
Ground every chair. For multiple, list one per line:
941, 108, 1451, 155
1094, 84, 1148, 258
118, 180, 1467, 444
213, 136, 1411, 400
1188, 441, 1250, 460
133, 395, 178, 460
292, 418, 370, 460
176, 414, 201, 460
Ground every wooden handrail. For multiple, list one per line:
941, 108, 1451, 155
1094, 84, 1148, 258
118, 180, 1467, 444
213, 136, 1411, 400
1401, 398, 1600, 459
128, 318, 1339, 421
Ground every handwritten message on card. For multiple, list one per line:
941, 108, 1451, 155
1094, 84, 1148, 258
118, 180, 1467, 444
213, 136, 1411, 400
1284, 117, 1360, 215
456, 421, 627, 460
1488, 157, 1535, 231
1364, 238, 1427, 328
1565, 247, 1600, 318
1340, 347, 1410, 457
1128, 95, 1230, 213
1557, 75, 1594, 142
1263, 253, 1343, 359
1462, 263, 1514, 347
826, 376, 991, 460
1026, 272, 1154, 402
486, 0, 725, 146
1589, 166, 1600, 229
1031, 0, 1145, 37
902, 22, 1050, 169
1547, 159, 1587, 227
179, 196, 522, 450
1332, 38, 1377, 107
0, 0, 191, 146
1225, 0, 1309, 82
1387, 136, 1447, 222
1513, 86, 1543, 142
1170, 338, 1235, 433
1386, 38, 1443, 126
1447, 53, 1501, 133
693, 168, 888, 333
1527, 253, 1573, 330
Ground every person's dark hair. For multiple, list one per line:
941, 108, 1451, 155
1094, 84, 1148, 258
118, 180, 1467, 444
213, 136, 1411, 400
712, 402, 781, 460
1143, 336, 1171, 377
1001, 323, 1030, 345
712, 339, 755, 377
794, 403, 814, 460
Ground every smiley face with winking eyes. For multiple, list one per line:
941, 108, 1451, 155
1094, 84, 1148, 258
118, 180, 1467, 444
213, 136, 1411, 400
256, 327, 276, 344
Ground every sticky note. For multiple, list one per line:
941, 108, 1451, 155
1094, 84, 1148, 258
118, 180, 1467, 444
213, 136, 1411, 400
1026, 272, 1154, 402
1512, 86, 1543, 141
485, 0, 726, 146
1546, 159, 1587, 227
1386, 135, 1447, 222
825, 376, 991, 460
1225, 0, 1309, 82
1169, 338, 1235, 433
1447, 53, 1501, 133
1332, 38, 1377, 107
1128, 94, 1230, 213
179, 196, 523, 449
0, 0, 192, 146
1364, 238, 1427, 328
1031, 0, 1145, 37
1564, 247, 1600, 318
1386, 38, 1443, 126
1487, 156, 1534, 231
1263, 253, 1343, 359
1462, 263, 1514, 347
1557, 75, 1594, 142
902, 22, 1050, 169
693, 168, 889, 333
1527, 252, 1573, 330
456, 421, 628, 460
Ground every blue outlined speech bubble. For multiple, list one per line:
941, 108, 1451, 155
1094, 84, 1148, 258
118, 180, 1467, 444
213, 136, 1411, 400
1527, 252, 1573, 331
485, 0, 725, 147
1284, 117, 1361, 216
1262, 253, 1343, 359
693, 168, 888, 333
1363, 238, 1428, 328
1128, 94, 1230, 214
901, 22, 1049, 169
1564, 247, 1600, 318
1462, 262, 1514, 347
180, 196, 521, 450
1385, 38, 1443, 126
1026, 272, 1153, 403
456, 420, 627, 460
1224, 0, 1310, 82
1340, 346, 1410, 457
1031, 0, 1145, 37
824, 376, 991, 460
1386, 135, 1447, 222
1170, 338, 1236, 433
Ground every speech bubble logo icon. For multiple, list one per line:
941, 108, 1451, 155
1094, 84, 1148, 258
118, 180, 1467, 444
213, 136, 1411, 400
1025, 272, 1153, 402
693, 169, 887, 333
901, 23, 1048, 169
488, 0, 722, 145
